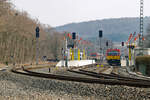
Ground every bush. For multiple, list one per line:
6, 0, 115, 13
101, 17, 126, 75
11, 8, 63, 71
136, 55, 150, 65
5, 61, 8, 65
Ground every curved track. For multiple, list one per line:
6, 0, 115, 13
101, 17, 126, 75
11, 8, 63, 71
11, 67, 150, 88
78, 69, 150, 82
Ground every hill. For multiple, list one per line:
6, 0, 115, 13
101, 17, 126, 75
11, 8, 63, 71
55, 17, 150, 42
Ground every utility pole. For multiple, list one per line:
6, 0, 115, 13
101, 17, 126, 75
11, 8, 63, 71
65, 38, 68, 67
139, 0, 144, 55
31, 39, 34, 65
35, 26, 40, 65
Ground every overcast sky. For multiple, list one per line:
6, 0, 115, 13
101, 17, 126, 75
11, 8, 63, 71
11, 0, 150, 27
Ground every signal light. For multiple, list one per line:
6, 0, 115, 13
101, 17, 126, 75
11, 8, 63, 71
36, 26, 40, 38
72, 32, 76, 39
106, 41, 108, 46
122, 42, 124, 46
99, 30, 103, 38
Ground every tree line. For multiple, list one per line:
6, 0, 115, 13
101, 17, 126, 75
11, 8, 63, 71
0, 0, 63, 65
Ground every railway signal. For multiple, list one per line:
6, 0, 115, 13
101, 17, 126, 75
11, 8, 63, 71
99, 30, 103, 63
36, 26, 40, 38
72, 32, 76, 39
99, 30, 103, 38
122, 42, 124, 46
98, 30, 103, 48
106, 41, 108, 46
35, 26, 40, 65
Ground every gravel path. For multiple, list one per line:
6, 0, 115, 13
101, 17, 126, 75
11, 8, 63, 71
0, 71, 150, 100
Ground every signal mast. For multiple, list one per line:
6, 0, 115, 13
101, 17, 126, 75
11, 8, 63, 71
139, 0, 144, 54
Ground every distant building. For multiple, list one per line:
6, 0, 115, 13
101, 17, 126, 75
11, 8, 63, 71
89, 52, 100, 60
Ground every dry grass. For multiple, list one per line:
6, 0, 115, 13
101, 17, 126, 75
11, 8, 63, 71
136, 55, 150, 65
0, 64, 6, 68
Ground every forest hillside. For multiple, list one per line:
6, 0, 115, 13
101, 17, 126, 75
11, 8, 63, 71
0, 0, 63, 65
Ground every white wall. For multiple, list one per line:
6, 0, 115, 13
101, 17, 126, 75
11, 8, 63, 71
56, 60, 96, 67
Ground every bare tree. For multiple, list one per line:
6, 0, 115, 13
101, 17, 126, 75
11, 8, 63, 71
0, 0, 63, 64
49, 32, 62, 60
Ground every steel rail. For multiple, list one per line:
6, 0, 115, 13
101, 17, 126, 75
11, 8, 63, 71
79, 69, 150, 82
10, 67, 150, 88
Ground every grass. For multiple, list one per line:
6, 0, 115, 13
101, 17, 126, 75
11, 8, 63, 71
135, 55, 150, 65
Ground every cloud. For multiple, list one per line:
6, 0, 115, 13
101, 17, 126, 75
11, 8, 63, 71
12, 0, 150, 27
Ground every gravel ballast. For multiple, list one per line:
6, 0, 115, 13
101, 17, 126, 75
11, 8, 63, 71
0, 71, 150, 100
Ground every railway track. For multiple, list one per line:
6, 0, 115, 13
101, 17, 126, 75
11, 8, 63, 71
76, 69, 150, 82
10, 66, 150, 88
